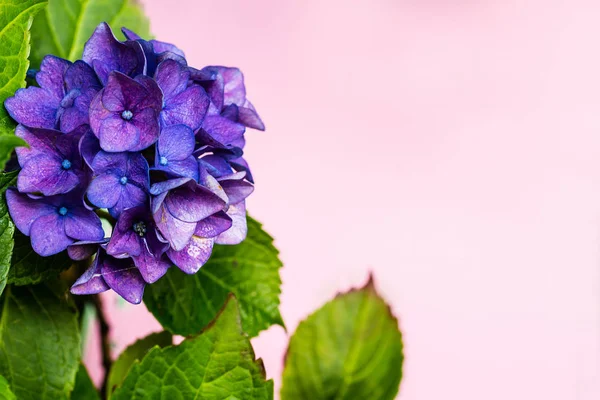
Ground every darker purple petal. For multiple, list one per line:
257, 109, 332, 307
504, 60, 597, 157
70, 252, 110, 295
195, 211, 233, 238
83, 22, 145, 84
100, 256, 145, 304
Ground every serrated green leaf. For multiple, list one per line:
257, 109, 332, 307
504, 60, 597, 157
0, 376, 15, 400
0, 0, 47, 169
30, 0, 151, 68
0, 136, 26, 171
0, 283, 81, 400
8, 229, 72, 285
0, 170, 17, 296
144, 217, 284, 338
280, 278, 404, 400
113, 296, 273, 400
71, 364, 100, 400
107, 331, 172, 398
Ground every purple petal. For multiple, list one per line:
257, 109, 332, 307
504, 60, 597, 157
110, 184, 147, 218
155, 59, 189, 100
101, 256, 146, 304
216, 201, 247, 245
151, 40, 185, 57
199, 155, 233, 178
97, 116, 140, 152
126, 152, 150, 187
153, 203, 197, 251
133, 242, 170, 284
149, 177, 191, 196
165, 183, 226, 223
156, 157, 199, 181
198, 115, 245, 148
83, 23, 144, 84
220, 67, 246, 107
87, 174, 121, 208
195, 211, 233, 238
64, 207, 104, 241
5, 87, 60, 129
79, 130, 101, 168
158, 124, 195, 161
5, 189, 55, 235
30, 213, 73, 256
130, 107, 160, 151
167, 236, 214, 274
238, 101, 265, 130
18, 154, 79, 196
161, 85, 209, 131
68, 240, 106, 261
36, 56, 70, 99
106, 229, 141, 258
14, 125, 61, 165
71, 253, 110, 295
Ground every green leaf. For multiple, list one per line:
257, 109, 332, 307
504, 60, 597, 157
280, 277, 404, 400
107, 331, 172, 398
0, 0, 47, 169
71, 364, 99, 400
0, 283, 81, 400
30, 0, 151, 68
8, 229, 72, 285
113, 296, 273, 400
144, 217, 284, 338
0, 136, 26, 171
0, 170, 17, 295
0, 376, 15, 400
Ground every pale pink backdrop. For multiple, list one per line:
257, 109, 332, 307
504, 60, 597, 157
85, 1, 600, 399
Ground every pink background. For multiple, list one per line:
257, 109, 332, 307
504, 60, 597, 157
86, 1, 600, 399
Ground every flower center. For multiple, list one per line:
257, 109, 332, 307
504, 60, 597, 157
60, 89, 81, 109
61, 159, 72, 170
58, 207, 68, 216
159, 156, 168, 166
119, 176, 128, 185
133, 221, 147, 237
121, 110, 134, 121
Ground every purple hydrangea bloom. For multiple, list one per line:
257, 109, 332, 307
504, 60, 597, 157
107, 206, 170, 283
3, 22, 264, 303
6, 189, 104, 256
14, 125, 87, 196
89, 71, 162, 152
87, 151, 149, 217
5, 56, 101, 132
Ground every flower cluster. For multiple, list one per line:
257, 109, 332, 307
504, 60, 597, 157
4, 23, 264, 303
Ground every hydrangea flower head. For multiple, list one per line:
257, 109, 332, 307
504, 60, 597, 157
3, 22, 264, 304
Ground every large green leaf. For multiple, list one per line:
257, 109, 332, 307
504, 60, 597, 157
0, 171, 17, 295
30, 0, 151, 68
0, 136, 26, 172
0, 0, 47, 169
0, 376, 15, 400
113, 296, 273, 400
144, 217, 284, 338
0, 283, 81, 400
280, 278, 404, 400
8, 229, 72, 285
107, 331, 172, 398
71, 364, 100, 400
